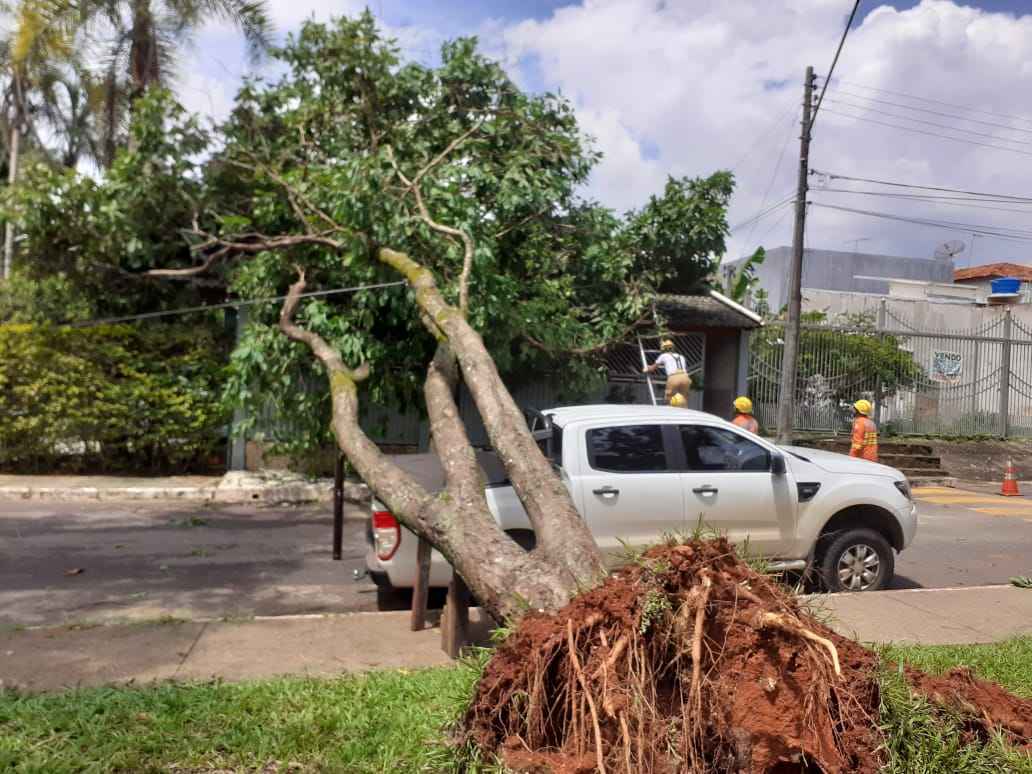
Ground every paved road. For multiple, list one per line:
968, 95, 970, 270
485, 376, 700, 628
892, 485, 1032, 590
0, 501, 377, 627
1, 490, 1029, 626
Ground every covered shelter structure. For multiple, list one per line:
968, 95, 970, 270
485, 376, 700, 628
603, 290, 763, 416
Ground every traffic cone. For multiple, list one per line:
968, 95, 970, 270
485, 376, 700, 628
1001, 458, 1021, 497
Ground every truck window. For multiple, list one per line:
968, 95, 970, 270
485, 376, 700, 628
535, 425, 563, 467
680, 426, 770, 472
587, 425, 667, 472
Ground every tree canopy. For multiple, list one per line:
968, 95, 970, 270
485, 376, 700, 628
4, 11, 743, 456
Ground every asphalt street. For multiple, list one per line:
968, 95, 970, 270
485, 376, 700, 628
1, 489, 1029, 626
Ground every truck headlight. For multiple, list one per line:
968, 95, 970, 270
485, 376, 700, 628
894, 480, 912, 501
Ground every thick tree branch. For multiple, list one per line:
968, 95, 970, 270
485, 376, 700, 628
279, 269, 370, 382
524, 312, 654, 356
145, 246, 230, 278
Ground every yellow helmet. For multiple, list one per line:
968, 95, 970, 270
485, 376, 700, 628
854, 399, 873, 416
733, 396, 753, 414
669, 393, 687, 408
660, 339, 675, 351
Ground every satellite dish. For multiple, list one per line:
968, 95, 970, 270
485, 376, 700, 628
934, 240, 966, 259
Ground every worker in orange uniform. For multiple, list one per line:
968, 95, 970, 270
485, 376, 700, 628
849, 400, 879, 462
643, 339, 692, 406
731, 396, 759, 434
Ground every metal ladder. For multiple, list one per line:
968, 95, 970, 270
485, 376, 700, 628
637, 335, 666, 406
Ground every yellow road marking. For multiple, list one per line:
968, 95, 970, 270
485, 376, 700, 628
970, 509, 1032, 522
918, 495, 1016, 505
912, 487, 959, 495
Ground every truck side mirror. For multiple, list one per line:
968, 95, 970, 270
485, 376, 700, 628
771, 452, 787, 476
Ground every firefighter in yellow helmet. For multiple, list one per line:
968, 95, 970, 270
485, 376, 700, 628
643, 339, 692, 406
731, 396, 759, 434
849, 399, 878, 462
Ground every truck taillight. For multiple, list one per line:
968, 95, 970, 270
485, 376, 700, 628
372, 510, 400, 560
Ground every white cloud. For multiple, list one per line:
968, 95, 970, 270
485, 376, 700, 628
505, 0, 1032, 265
170, 0, 1032, 268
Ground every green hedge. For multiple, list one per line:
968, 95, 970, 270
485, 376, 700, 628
0, 323, 229, 474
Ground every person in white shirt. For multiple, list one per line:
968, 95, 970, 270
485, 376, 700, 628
643, 339, 692, 405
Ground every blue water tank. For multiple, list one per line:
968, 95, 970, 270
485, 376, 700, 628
991, 277, 1021, 295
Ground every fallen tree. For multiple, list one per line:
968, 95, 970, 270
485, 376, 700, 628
140, 13, 737, 619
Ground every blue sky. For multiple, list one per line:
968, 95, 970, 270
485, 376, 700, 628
185, 0, 1032, 266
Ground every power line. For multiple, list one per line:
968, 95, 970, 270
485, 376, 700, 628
810, 0, 863, 132
810, 202, 1032, 243
729, 194, 795, 234
815, 187, 1032, 215
755, 199, 795, 246
823, 88, 1032, 137
822, 77, 1032, 130
743, 109, 798, 245
730, 99, 798, 174
819, 108, 1032, 158
72, 280, 408, 328
811, 169, 1032, 202
823, 97, 1032, 147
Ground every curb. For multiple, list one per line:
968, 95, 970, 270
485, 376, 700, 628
0, 481, 371, 506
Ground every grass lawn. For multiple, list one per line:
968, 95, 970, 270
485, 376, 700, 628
1, 639, 1030, 773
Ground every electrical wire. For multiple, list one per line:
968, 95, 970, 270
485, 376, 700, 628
729, 195, 795, 234
755, 199, 795, 245
810, 202, 1032, 243
820, 77, 1032, 131
810, 0, 863, 132
811, 169, 1032, 202
742, 107, 799, 245
730, 98, 799, 174
823, 97, 1032, 147
819, 108, 1032, 158
71, 280, 408, 328
815, 188, 1032, 215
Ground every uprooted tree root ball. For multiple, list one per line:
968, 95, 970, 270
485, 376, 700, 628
460, 538, 1032, 773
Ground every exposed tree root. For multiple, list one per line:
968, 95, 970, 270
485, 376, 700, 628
461, 538, 1032, 773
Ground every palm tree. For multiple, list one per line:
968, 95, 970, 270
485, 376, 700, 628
1, 0, 83, 278
93, 0, 273, 163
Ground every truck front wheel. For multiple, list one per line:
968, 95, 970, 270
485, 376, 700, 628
818, 528, 894, 592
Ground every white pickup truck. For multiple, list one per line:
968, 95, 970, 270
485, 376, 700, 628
364, 404, 917, 605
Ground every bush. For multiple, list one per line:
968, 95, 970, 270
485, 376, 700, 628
0, 323, 229, 474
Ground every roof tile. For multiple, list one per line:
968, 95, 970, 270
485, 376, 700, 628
954, 262, 1032, 282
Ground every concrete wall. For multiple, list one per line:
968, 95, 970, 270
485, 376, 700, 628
725, 247, 956, 309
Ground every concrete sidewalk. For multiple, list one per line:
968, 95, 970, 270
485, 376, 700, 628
809, 584, 1032, 645
3, 585, 1030, 693
0, 471, 369, 504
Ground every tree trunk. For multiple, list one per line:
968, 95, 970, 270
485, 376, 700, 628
278, 274, 590, 620
378, 248, 606, 588
3, 123, 19, 280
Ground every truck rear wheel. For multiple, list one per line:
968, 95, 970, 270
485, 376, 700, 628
818, 528, 894, 592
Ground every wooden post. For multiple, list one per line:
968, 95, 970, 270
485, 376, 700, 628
410, 536, 432, 631
332, 453, 344, 561
442, 570, 471, 659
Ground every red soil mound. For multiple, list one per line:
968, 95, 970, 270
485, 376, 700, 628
461, 538, 1031, 773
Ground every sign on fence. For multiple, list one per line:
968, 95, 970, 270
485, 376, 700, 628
930, 350, 963, 385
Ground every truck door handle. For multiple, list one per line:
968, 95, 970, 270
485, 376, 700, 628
593, 486, 620, 496
692, 486, 718, 495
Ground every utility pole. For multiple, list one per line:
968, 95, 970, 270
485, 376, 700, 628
775, 66, 816, 444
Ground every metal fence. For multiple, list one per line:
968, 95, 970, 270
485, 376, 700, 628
748, 303, 1032, 438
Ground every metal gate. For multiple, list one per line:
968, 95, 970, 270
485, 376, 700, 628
749, 305, 1032, 438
